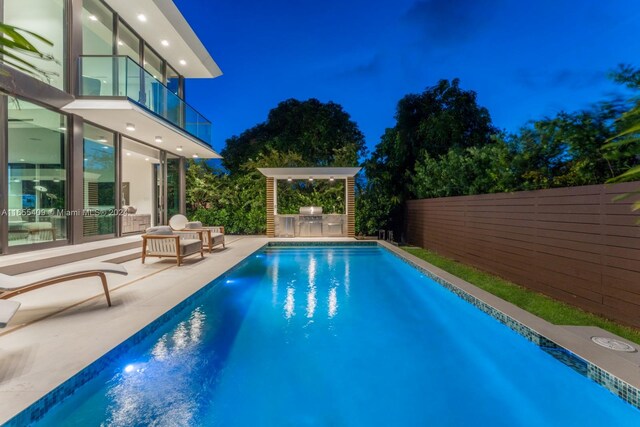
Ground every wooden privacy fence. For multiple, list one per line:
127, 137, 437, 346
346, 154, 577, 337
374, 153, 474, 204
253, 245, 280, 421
405, 181, 640, 327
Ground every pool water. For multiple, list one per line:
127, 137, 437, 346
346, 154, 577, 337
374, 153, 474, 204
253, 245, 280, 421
31, 246, 640, 426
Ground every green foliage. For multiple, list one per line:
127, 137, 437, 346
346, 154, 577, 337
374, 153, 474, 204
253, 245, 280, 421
411, 141, 516, 198
188, 99, 364, 234
0, 23, 57, 81
221, 98, 366, 174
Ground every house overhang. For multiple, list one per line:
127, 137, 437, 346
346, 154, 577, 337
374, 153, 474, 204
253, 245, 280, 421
63, 99, 221, 159
103, 0, 222, 78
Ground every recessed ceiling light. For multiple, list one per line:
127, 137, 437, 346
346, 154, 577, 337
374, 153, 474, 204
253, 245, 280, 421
155, 136, 163, 143
59, 126, 66, 131
53, 179, 60, 183
12, 179, 19, 183
117, 40, 123, 46
329, 177, 335, 181
179, 60, 187, 66
97, 136, 107, 143
145, 157, 149, 161
126, 123, 136, 131
309, 177, 314, 182
126, 152, 131, 156
192, 154, 198, 158
287, 177, 292, 182
19, 158, 25, 162
176, 146, 183, 152
33, 179, 40, 182
137, 14, 147, 22
161, 40, 169, 47
88, 15, 98, 21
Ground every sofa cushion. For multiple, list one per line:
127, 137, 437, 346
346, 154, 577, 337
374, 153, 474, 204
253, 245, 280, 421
145, 226, 173, 235
185, 221, 203, 229
179, 239, 202, 255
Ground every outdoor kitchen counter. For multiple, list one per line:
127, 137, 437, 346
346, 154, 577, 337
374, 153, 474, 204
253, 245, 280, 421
274, 214, 346, 237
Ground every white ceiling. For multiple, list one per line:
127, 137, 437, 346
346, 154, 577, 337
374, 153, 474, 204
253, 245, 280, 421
104, 0, 222, 78
63, 99, 221, 159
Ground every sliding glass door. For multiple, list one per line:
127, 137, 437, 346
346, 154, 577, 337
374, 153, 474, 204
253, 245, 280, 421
83, 124, 116, 238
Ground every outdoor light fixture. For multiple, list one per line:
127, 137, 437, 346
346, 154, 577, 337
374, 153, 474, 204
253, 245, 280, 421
176, 146, 183, 151
287, 177, 292, 182
88, 15, 98, 21
192, 154, 198, 158
137, 14, 147, 22
179, 59, 187, 66
155, 136, 163, 143
126, 123, 136, 131
161, 40, 170, 47
309, 177, 314, 181
329, 177, 335, 181
53, 179, 60, 183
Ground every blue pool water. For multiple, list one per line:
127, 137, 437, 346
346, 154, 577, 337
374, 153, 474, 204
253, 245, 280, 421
28, 246, 640, 426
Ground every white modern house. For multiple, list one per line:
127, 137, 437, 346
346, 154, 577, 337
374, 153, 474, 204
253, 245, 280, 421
0, 0, 221, 255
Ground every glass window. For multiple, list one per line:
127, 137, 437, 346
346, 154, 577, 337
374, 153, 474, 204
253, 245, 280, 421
3, 0, 66, 90
121, 138, 160, 232
117, 21, 140, 63
166, 65, 180, 95
82, 0, 114, 55
7, 99, 67, 247
166, 155, 181, 218
83, 124, 116, 237
143, 45, 163, 81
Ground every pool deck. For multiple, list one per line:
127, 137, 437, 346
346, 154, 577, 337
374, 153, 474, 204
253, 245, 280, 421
1, 237, 639, 423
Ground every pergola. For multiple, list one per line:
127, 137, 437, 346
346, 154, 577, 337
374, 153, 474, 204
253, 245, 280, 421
257, 167, 361, 238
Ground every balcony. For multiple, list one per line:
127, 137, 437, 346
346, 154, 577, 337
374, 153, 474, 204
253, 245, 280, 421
78, 55, 212, 146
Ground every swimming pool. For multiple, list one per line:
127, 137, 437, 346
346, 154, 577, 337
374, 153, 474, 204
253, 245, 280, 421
13, 244, 640, 426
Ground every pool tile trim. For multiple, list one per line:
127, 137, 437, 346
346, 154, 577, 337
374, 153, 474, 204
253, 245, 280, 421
4, 240, 639, 425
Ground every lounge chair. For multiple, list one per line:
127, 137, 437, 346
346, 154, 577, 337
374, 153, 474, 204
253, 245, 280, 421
141, 226, 204, 266
0, 262, 128, 308
169, 215, 225, 253
0, 300, 20, 328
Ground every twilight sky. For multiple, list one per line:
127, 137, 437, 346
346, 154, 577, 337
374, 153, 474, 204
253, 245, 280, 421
174, 0, 640, 155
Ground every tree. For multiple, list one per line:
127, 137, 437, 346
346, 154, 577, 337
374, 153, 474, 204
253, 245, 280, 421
360, 78, 497, 236
411, 141, 515, 199
221, 98, 366, 173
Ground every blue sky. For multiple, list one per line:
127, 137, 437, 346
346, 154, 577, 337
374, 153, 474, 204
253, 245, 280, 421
175, 0, 640, 154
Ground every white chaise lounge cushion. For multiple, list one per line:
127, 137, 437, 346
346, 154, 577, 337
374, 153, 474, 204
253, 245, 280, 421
0, 262, 128, 291
0, 300, 20, 328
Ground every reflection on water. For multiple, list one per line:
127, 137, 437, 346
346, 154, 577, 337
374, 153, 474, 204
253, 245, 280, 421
306, 255, 317, 318
102, 308, 206, 427
328, 287, 338, 318
284, 286, 295, 319
271, 257, 279, 308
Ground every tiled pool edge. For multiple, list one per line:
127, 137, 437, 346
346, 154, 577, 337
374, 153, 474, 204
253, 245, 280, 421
2, 245, 266, 427
381, 242, 640, 411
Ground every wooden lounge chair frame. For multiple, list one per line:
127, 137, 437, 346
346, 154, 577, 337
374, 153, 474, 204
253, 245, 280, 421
0, 271, 113, 306
141, 231, 204, 266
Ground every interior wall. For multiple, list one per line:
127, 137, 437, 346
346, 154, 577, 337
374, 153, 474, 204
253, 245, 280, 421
121, 154, 154, 216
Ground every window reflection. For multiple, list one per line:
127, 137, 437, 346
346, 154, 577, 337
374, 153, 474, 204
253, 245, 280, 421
83, 124, 116, 237
121, 138, 160, 233
7, 100, 67, 246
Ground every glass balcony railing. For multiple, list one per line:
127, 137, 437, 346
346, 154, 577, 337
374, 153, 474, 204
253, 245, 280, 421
78, 55, 212, 145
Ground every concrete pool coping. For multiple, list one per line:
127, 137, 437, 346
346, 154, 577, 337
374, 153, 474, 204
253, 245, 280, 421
1, 238, 639, 424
